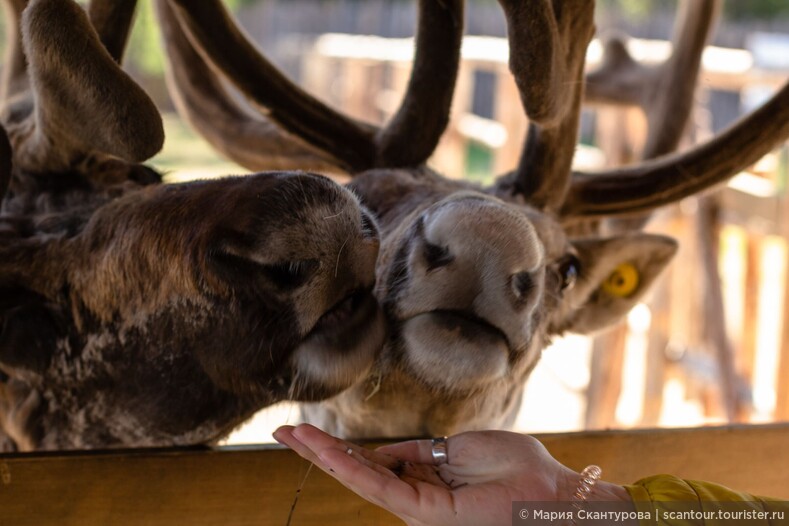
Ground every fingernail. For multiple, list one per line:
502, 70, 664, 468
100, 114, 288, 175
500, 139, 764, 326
273, 425, 293, 440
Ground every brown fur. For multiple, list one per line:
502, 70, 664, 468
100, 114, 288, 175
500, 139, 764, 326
0, 0, 385, 450
152, 1, 685, 439
156, 0, 789, 440
303, 169, 676, 438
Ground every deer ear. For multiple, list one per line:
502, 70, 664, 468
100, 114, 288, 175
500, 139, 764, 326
561, 234, 677, 334
0, 288, 63, 376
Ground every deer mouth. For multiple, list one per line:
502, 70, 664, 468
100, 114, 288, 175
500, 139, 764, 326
423, 310, 511, 349
399, 310, 511, 390
309, 289, 378, 338
291, 289, 385, 396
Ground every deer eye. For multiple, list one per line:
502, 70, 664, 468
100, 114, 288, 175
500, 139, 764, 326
212, 249, 318, 290
423, 242, 453, 271
261, 259, 319, 288
557, 255, 580, 291
512, 271, 535, 298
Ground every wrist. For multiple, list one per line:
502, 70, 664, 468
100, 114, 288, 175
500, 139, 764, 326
590, 480, 633, 503
562, 467, 632, 503
562, 468, 638, 526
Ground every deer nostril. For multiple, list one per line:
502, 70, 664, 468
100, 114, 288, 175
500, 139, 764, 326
423, 242, 453, 271
512, 271, 534, 298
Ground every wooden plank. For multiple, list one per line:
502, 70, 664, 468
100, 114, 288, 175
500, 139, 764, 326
641, 265, 670, 427
777, 314, 789, 420
492, 71, 528, 174
740, 233, 761, 386
776, 181, 789, 420
0, 445, 397, 526
432, 61, 472, 178
585, 323, 628, 429
2, 425, 787, 525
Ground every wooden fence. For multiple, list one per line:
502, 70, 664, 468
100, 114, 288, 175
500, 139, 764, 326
1, 424, 788, 525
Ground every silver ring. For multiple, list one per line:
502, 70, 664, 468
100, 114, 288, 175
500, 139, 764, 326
431, 436, 448, 465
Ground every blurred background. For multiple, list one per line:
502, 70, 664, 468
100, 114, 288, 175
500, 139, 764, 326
3, 0, 788, 442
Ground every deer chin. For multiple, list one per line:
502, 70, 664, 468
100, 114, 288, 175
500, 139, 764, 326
401, 311, 510, 391
290, 290, 385, 398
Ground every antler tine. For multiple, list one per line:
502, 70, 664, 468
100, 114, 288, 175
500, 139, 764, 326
165, 0, 377, 173
494, 0, 595, 211
164, 0, 463, 173
643, 0, 720, 157
375, 0, 464, 168
563, 81, 789, 218
586, 0, 721, 159
155, 0, 343, 173
8, 0, 163, 173
0, 0, 29, 104
88, 0, 138, 64
499, 0, 578, 126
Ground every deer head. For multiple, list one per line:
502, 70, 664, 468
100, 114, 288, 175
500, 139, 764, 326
0, 0, 384, 450
159, 0, 789, 437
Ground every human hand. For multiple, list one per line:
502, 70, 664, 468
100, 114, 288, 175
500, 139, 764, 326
273, 424, 632, 526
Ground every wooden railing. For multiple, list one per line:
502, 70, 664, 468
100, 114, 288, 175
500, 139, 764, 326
1, 424, 788, 525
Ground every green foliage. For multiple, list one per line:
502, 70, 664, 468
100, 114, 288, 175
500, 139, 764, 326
127, 0, 163, 76
597, 0, 676, 20
225, 0, 262, 9
124, 0, 261, 77
598, 0, 677, 20
725, 0, 789, 20
598, 0, 789, 20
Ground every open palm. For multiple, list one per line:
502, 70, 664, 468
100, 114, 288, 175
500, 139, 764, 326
274, 424, 583, 526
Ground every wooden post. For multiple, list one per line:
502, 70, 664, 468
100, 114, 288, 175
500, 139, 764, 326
432, 61, 473, 178
697, 194, 743, 422
492, 67, 528, 174
584, 322, 628, 429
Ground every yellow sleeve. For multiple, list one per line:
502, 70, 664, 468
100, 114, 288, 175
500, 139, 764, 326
623, 475, 786, 526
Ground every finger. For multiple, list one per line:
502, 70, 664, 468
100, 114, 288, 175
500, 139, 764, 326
320, 446, 453, 521
273, 425, 323, 466
400, 463, 452, 489
290, 424, 401, 468
376, 437, 446, 465
283, 424, 399, 479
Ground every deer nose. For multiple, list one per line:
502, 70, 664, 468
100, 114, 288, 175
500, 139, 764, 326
511, 271, 535, 300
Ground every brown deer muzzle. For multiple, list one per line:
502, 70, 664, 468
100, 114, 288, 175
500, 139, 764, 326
291, 287, 385, 399
380, 194, 548, 391
184, 172, 386, 399
1, 172, 386, 448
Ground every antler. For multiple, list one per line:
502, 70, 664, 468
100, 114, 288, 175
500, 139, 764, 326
1, 0, 163, 175
586, 0, 721, 158
159, 0, 463, 172
88, 0, 138, 64
562, 80, 789, 217
155, 0, 343, 173
373, 0, 462, 167
493, 0, 596, 212
490, 0, 789, 220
